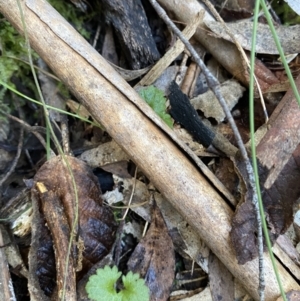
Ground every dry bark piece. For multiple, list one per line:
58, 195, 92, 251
276, 235, 300, 268
256, 75, 300, 189
98, 0, 160, 69
102, 25, 119, 66
32, 155, 117, 296
128, 199, 175, 301
80, 140, 130, 168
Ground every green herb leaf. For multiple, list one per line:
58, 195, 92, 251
120, 271, 149, 301
86, 266, 122, 301
85, 266, 149, 301
139, 86, 173, 128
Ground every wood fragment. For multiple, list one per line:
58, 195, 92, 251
99, 0, 160, 69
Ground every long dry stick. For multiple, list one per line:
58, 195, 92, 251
148, 1, 264, 299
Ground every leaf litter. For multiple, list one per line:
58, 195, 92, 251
128, 198, 175, 301
2, 0, 300, 300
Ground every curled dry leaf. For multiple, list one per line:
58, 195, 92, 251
231, 148, 300, 264
205, 20, 300, 55
31, 155, 117, 297
128, 199, 175, 301
230, 155, 259, 265
35, 220, 56, 297
190, 79, 245, 123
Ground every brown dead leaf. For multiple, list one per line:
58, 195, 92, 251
230, 154, 265, 264
191, 79, 245, 123
31, 155, 117, 297
262, 152, 300, 240
231, 147, 300, 264
35, 220, 56, 297
230, 194, 259, 264
127, 198, 175, 301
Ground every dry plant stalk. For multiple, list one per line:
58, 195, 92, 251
0, 0, 299, 300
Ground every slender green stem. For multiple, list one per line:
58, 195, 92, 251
0, 79, 100, 127
260, 0, 300, 106
249, 1, 288, 300
15, 2, 80, 299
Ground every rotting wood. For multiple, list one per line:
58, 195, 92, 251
99, 0, 160, 69
0, 0, 299, 300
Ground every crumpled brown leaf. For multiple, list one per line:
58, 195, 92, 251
31, 155, 117, 297
230, 155, 260, 265
230, 149, 300, 264
127, 199, 175, 301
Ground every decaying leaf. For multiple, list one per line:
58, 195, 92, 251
262, 152, 300, 239
31, 155, 117, 297
190, 79, 245, 123
35, 220, 56, 297
230, 148, 300, 264
205, 20, 300, 54
80, 140, 130, 168
128, 199, 175, 301
230, 181, 259, 264
230, 152, 269, 264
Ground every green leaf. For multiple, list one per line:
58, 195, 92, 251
119, 271, 149, 301
85, 266, 149, 301
85, 266, 122, 301
139, 85, 173, 128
